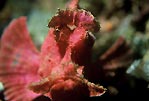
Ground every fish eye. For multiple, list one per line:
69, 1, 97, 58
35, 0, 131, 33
55, 27, 60, 32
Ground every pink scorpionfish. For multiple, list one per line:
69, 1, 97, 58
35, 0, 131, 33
0, 0, 105, 101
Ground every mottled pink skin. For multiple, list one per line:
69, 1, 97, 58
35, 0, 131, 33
29, 9, 105, 101
38, 28, 62, 78
0, 17, 40, 101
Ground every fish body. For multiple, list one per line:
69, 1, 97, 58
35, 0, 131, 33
0, 0, 105, 101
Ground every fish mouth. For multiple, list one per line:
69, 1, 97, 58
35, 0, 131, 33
29, 75, 106, 99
